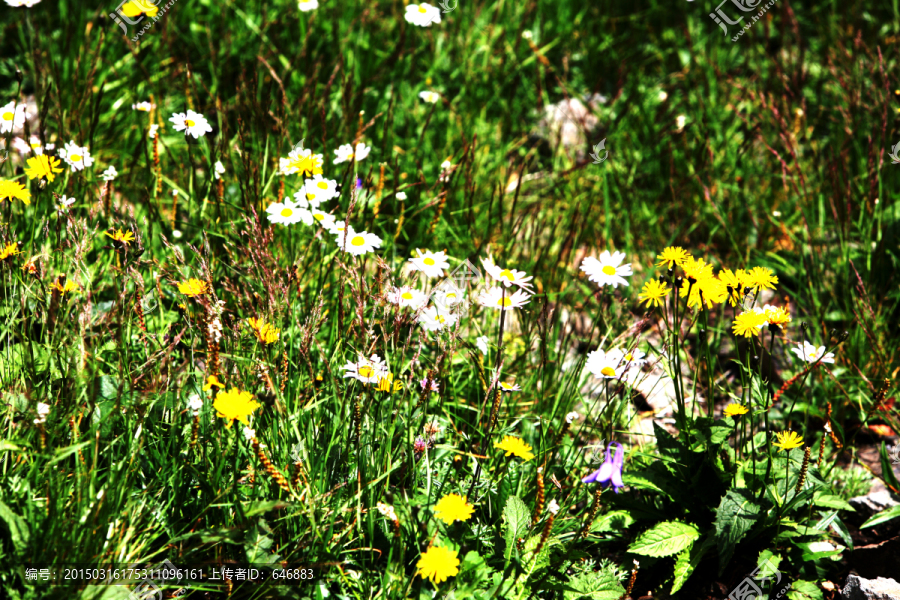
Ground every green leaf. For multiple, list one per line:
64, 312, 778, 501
786, 580, 824, 600
591, 510, 636, 533
812, 494, 854, 511
564, 569, 625, 600
503, 496, 529, 566
714, 489, 762, 574
879, 442, 900, 491
671, 534, 715, 594
860, 503, 900, 529
628, 521, 699, 557
0, 500, 30, 556
242, 501, 290, 517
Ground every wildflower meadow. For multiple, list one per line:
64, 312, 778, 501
1, 0, 899, 599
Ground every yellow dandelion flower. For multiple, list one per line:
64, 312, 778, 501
764, 306, 791, 328
732, 311, 766, 338
638, 279, 670, 308
0, 242, 21, 261
742, 266, 778, 292
719, 268, 751, 306
50, 280, 79, 294
121, 0, 159, 17
681, 256, 716, 282
213, 387, 260, 429
494, 435, 535, 461
655, 246, 690, 269
203, 375, 225, 391
0, 179, 31, 205
375, 373, 403, 393
681, 274, 728, 309
415, 545, 460, 584
285, 154, 323, 178
773, 430, 804, 452
247, 317, 280, 345
433, 493, 475, 525
723, 403, 749, 418
24, 155, 64, 183
178, 278, 209, 297
105, 229, 135, 246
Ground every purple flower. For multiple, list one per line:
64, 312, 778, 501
419, 378, 440, 393
582, 442, 625, 493
355, 177, 363, 189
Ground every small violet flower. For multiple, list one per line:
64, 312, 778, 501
582, 442, 625, 493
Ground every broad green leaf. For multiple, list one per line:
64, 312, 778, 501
503, 496, 529, 566
671, 534, 715, 594
812, 494, 854, 511
564, 569, 625, 600
628, 521, 699, 557
786, 580, 824, 600
0, 500, 30, 556
591, 510, 635, 533
714, 489, 762, 573
861, 503, 900, 529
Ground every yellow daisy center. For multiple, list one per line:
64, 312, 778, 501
317, 181, 328, 189
446, 293, 456, 299
423, 257, 435, 266
600, 366, 616, 377
625, 353, 633, 361
807, 351, 817, 358
351, 235, 365, 247
419, 5, 428, 12
602, 265, 617, 276
280, 208, 293, 217
306, 193, 316, 200
501, 383, 512, 389
499, 269, 515, 281
70, 154, 82, 162
359, 366, 374, 378
313, 213, 325, 221
401, 292, 413, 300
497, 297, 512, 307
185, 119, 196, 127
436, 316, 446, 324
1, 112, 13, 121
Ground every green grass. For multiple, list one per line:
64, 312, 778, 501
1, 0, 899, 598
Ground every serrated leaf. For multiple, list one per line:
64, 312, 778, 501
628, 521, 699, 557
653, 422, 683, 458
715, 489, 762, 574
812, 494, 854, 511
564, 569, 625, 600
503, 496, 529, 566
671, 533, 715, 594
861, 503, 900, 529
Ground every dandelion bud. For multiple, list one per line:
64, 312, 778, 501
800, 322, 809, 332
839, 331, 850, 342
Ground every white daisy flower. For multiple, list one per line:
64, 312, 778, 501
297, 175, 339, 208
418, 305, 457, 332
27, 135, 43, 155
0, 101, 26, 133
279, 147, 324, 176
169, 110, 213, 139
132, 101, 155, 112
419, 91, 440, 104
433, 284, 465, 308
6, 0, 43, 6
396, 191, 408, 200
343, 354, 389, 384
499, 382, 521, 392
10, 136, 29, 154
297, 0, 318, 10
481, 257, 534, 290
57, 195, 76, 212
408, 249, 450, 278
338, 230, 382, 256
214, 161, 225, 180
266, 200, 306, 226
565, 411, 579, 424
476, 335, 490, 355
580, 251, 632, 288
148, 124, 159, 139
305, 208, 336, 229
791, 340, 835, 364
386, 286, 427, 309
585, 348, 626, 379
621, 349, 647, 370
58, 140, 94, 172
333, 142, 371, 164
326, 219, 352, 236
187, 394, 203, 412
100, 166, 118, 181
405, 3, 441, 27
478, 287, 531, 311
